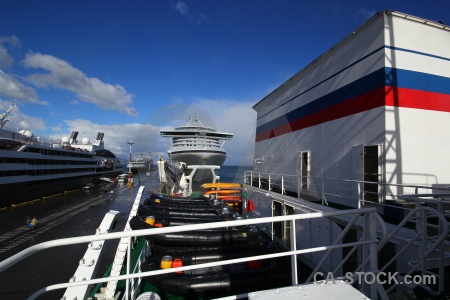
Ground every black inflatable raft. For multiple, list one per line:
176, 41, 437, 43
137, 204, 225, 217
149, 193, 209, 202
141, 250, 292, 298
130, 215, 229, 228
150, 238, 286, 257
140, 223, 261, 247
143, 197, 217, 208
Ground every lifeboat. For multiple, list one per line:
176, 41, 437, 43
201, 182, 242, 189
203, 189, 241, 195
216, 195, 241, 201
201, 187, 243, 208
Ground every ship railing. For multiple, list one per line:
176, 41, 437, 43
244, 171, 450, 297
0, 207, 390, 300
393, 193, 450, 295
336, 202, 447, 297
244, 171, 450, 215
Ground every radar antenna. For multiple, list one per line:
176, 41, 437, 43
0, 103, 16, 129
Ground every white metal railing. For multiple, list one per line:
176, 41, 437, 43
244, 171, 450, 297
395, 193, 450, 295
104, 186, 145, 299
244, 171, 450, 211
0, 207, 386, 300
63, 210, 119, 300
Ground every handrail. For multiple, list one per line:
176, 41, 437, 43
245, 171, 450, 194
2, 174, 447, 300
244, 171, 450, 210
0, 208, 382, 300
1, 208, 376, 273
394, 194, 450, 295
243, 177, 450, 298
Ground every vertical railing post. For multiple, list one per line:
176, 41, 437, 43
413, 199, 425, 284
368, 212, 378, 300
290, 219, 298, 285
282, 175, 286, 195
125, 237, 131, 300
258, 173, 261, 189
362, 212, 370, 297
358, 182, 362, 209
420, 205, 427, 279
268, 174, 271, 191
438, 200, 444, 294
321, 179, 325, 205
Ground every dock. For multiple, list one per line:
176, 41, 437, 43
0, 174, 157, 300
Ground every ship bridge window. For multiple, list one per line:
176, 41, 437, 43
0, 139, 24, 150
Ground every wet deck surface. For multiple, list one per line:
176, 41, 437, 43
0, 173, 159, 300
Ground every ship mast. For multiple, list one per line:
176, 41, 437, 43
127, 141, 134, 174
0, 103, 16, 129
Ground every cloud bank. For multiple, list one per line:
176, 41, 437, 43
23, 52, 137, 116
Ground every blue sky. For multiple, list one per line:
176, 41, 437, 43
0, 1, 449, 165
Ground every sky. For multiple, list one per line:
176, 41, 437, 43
0, 1, 449, 165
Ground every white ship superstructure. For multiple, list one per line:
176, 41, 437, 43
127, 153, 154, 174
243, 10, 450, 298
252, 10, 450, 208
160, 116, 233, 166
0, 103, 123, 208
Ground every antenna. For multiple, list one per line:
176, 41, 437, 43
128, 141, 135, 173
0, 103, 16, 129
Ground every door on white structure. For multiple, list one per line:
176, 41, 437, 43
300, 151, 309, 190
352, 144, 381, 204
363, 145, 381, 203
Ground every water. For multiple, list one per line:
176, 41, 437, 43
217, 165, 252, 183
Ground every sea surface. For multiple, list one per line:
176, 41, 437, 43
217, 165, 252, 183
123, 165, 253, 183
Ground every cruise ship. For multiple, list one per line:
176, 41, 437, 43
2, 10, 450, 300
0, 103, 123, 208
160, 116, 233, 166
127, 153, 155, 174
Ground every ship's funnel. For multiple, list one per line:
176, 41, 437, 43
69, 131, 79, 143
97, 132, 104, 142
69, 131, 79, 140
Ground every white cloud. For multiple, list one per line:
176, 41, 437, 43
0, 35, 20, 69
54, 119, 162, 160
193, 99, 256, 166
0, 36, 47, 104
174, 1, 209, 23
175, 1, 190, 17
0, 46, 14, 70
22, 52, 138, 116
356, 8, 377, 22
0, 35, 20, 47
0, 70, 48, 104
0, 100, 46, 132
